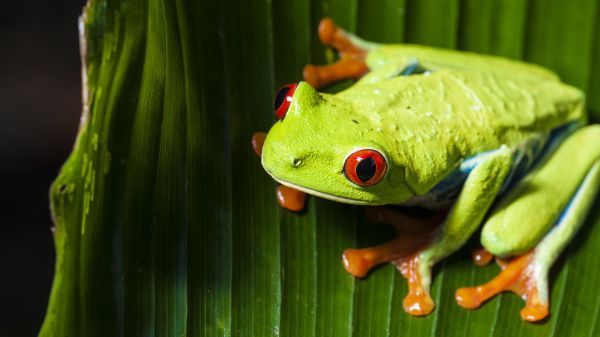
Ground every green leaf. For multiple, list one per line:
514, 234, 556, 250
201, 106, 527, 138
40, 0, 600, 336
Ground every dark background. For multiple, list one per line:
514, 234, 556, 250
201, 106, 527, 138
0, 1, 86, 336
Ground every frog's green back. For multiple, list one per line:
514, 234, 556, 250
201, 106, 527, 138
337, 68, 585, 193
357, 43, 586, 138
368, 45, 560, 82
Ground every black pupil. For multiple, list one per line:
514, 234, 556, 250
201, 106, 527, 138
274, 87, 290, 111
356, 157, 376, 182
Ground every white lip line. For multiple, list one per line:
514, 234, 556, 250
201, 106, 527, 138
265, 171, 371, 205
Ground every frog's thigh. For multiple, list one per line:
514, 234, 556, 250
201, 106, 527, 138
481, 125, 600, 257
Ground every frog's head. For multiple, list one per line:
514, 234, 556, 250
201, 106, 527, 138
261, 82, 414, 205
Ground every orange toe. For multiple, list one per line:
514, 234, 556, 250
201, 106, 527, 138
403, 292, 435, 316
251, 132, 266, 157
318, 17, 337, 45
302, 64, 322, 89
521, 304, 549, 322
276, 185, 306, 212
342, 249, 370, 277
471, 247, 493, 267
396, 254, 435, 316
455, 287, 485, 309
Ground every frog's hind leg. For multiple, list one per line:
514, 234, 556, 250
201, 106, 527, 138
303, 18, 378, 89
456, 125, 600, 322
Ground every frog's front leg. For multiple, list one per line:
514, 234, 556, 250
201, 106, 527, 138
398, 146, 513, 315
342, 207, 445, 277
303, 18, 376, 89
456, 126, 600, 322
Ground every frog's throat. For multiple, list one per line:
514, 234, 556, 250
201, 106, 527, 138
268, 175, 372, 205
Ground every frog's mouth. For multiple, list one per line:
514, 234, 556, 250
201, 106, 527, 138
266, 173, 373, 205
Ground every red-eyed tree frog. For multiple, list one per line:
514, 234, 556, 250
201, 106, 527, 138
253, 18, 600, 322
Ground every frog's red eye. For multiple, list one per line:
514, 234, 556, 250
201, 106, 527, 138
344, 149, 387, 186
274, 83, 297, 120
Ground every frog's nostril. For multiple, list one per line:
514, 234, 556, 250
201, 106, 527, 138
292, 158, 303, 167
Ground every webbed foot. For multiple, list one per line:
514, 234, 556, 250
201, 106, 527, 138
343, 207, 441, 277
342, 206, 443, 313
303, 18, 370, 89
455, 251, 549, 322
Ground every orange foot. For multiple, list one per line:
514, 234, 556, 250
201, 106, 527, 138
303, 18, 369, 89
251, 132, 307, 212
343, 207, 441, 277
455, 252, 549, 322
342, 207, 445, 316
343, 234, 430, 278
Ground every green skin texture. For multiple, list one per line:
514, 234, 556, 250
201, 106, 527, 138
261, 40, 600, 306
